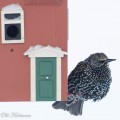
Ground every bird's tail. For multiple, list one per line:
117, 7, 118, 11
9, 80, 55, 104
52, 95, 84, 116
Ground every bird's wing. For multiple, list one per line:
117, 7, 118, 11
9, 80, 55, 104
68, 61, 93, 95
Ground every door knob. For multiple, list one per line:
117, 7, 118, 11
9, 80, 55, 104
46, 76, 49, 79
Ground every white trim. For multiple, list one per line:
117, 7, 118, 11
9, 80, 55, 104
1, 12, 5, 42
1, 9, 24, 44
30, 57, 36, 101
30, 57, 62, 101
56, 57, 61, 101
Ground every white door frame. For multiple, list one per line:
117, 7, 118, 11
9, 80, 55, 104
30, 57, 61, 101
24, 45, 67, 101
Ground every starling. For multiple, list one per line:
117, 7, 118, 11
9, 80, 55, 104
52, 53, 116, 116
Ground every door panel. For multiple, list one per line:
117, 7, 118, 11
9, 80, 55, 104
36, 57, 56, 101
39, 81, 54, 98
39, 61, 53, 76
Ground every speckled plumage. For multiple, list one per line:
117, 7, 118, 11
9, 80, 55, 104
68, 60, 111, 102
52, 53, 115, 116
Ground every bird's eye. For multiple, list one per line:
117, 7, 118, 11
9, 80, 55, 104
99, 60, 104, 63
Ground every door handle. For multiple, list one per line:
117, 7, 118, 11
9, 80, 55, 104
46, 76, 49, 79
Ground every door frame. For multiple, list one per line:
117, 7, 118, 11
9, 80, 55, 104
24, 45, 67, 101
31, 57, 61, 101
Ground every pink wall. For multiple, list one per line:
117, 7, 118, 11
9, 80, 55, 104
0, 0, 67, 101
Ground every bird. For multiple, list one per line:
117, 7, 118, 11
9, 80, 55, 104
52, 52, 116, 116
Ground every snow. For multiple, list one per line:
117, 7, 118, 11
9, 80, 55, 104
26, 45, 43, 53
24, 44, 67, 56
2, 4, 23, 11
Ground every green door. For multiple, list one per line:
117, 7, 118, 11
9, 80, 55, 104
36, 57, 56, 101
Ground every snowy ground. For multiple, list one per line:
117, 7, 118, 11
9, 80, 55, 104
0, 0, 120, 120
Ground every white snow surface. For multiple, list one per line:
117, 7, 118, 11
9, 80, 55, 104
2, 4, 23, 11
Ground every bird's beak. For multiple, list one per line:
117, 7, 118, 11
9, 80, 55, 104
106, 59, 116, 63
